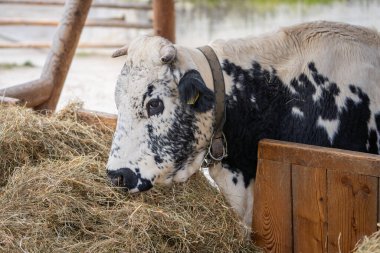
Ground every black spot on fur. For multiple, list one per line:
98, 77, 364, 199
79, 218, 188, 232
154, 155, 163, 164
222, 60, 376, 186
147, 106, 198, 172
232, 177, 238, 185
137, 178, 153, 191
368, 130, 378, 154
178, 70, 215, 112
309, 62, 328, 85
333, 86, 372, 153
142, 84, 155, 107
376, 113, 380, 133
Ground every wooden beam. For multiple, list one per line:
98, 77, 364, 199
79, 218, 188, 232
0, 18, 152, 29
252, 159, 293, 252
0, 79, 51, 108
153, 0, 175, 43
0, 42, 126, 49
258, 139, 380, 177
0, 0, 152, 10
292, 165, 328, 253
34, 0, 93, 112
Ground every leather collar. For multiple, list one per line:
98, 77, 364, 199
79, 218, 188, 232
197, 45, 228, 165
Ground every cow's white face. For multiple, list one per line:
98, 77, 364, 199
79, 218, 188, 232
106, 36, 215, 192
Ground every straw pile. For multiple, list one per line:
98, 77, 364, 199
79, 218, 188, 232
0, 104, 258, 252
354, 225, 380, 253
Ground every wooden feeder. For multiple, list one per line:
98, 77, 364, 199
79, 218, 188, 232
252, 139, 380, 253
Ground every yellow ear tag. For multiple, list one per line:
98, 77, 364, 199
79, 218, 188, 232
187, 92, 200, 105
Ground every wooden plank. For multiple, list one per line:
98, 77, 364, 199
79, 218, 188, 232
327, 171, 378, 253
0, 79, 51, 108
0, 42, 126, 49
77, 109, 117, 130
292, 165, 327, 253
252, 159, 292, 252
0, 0, 152, 10
153, 0, 175, 42
258, 139, 380, 177
0, 18, 152, 29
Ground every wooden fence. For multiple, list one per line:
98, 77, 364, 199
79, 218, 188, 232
0, 0, 175, 48
0, 0, 174, 113
252, 139, 380, 253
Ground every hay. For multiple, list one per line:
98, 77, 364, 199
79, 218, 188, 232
0, 104, 259, 253
0, 102, 112, 186
354, 225, 380, 253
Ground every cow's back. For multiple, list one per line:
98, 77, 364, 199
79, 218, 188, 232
216, 21, 380, 182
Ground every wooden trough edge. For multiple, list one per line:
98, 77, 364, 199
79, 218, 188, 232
76, 108, 117, 130
258, 139, 380, 177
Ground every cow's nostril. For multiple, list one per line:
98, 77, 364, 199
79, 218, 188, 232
110, 175, 123, 187
107, 168, 138, 190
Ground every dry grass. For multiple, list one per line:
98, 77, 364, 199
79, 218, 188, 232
0, 104, 259, 253
0, 103, 111, 186
354, 224, 380, 253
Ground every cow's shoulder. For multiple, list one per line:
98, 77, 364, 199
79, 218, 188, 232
282, 21, 380, 46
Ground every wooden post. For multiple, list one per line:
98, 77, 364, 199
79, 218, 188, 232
153, 0, 175, 43
35, 0, 93, 112
0, 79, 51, 107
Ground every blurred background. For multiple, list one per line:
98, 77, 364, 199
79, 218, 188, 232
1, 0, 380, 113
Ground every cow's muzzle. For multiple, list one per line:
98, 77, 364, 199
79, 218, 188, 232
107, 167, 153, 192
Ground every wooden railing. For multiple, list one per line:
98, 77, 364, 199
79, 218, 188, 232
0, 0, 154, 49
0, 0, 152, 10
0, 0, 175, 112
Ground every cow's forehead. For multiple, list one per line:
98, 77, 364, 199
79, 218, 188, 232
122, 66, 175, 93
125, 35, 173, 67
115, 64, 178, 117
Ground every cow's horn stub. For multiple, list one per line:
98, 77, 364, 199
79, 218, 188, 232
112, 45, 128, 58
160, 45, 176, 64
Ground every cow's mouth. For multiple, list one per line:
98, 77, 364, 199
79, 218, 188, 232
107, 167, 153, 192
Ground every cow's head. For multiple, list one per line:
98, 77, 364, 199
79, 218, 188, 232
106, 36, 215, 192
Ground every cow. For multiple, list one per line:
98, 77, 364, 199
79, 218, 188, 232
106, 21, 380, 228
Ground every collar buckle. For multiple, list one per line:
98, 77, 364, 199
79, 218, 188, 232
202, 132, 228, 167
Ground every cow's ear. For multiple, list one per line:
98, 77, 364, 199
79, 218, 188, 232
178, 70, 215, 112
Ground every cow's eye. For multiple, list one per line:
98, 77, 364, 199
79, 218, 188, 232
147, 98, 164, 117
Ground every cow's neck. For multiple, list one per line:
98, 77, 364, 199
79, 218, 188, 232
208, 162, 254, 230
175, 46, 215, 93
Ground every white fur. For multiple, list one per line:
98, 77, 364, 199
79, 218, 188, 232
208, 163, 253, 232
317, 117, 340, 143
292, 107, 304, 118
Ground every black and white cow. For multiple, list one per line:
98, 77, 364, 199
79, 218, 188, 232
106, 21, 380, 227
